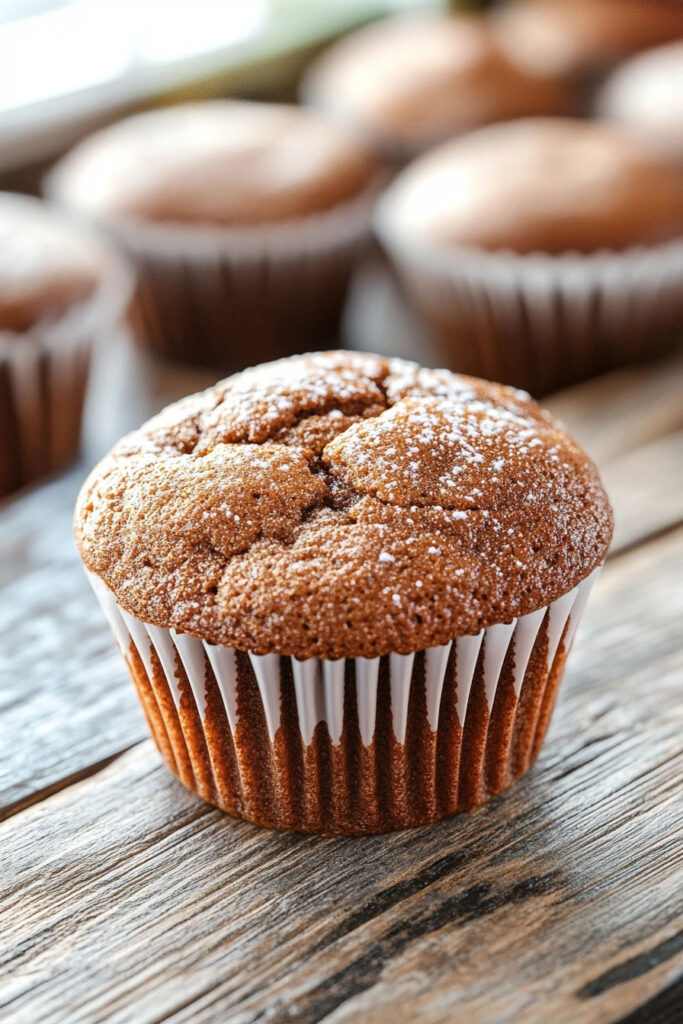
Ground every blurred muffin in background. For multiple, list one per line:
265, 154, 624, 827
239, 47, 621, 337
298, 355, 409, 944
46, 101, 380, 370
300, 12, 574, 164
596, 41, 683, 168
498, 0, 683, 83
375, 118, 683, 395
0, 193, 132, 498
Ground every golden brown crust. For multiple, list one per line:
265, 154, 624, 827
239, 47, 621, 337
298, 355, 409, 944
0, 193, 103, 332
48, 102, 378, 228
75, 352, 613, 658
380, 119, 683, 254
302, 12, 573, 158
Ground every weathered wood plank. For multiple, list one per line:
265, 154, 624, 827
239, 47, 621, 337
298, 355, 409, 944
602, 429, 683, 555
546, 351, 683, 466
2, 526, 681, 1024
0, 471, 147, 815
602, 430, 683, 557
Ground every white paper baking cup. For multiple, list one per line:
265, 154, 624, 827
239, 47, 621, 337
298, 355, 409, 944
0, 257, 133, 496
88, 565, 599, 834
374, 199, 683, 394
48, 179, 381, 370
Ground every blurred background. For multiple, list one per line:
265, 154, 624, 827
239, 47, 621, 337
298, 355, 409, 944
0, 0, 428, 184
0, 0, 682, 486
0, 0, 446, 474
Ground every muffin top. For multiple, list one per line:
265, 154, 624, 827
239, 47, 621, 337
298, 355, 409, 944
75, 351, 612, 659
497, 0, 683, 78
378, 118, 683, 255
301, 12, 573, 159
47, 101, 378, 228
0, 192, 105, 333
596, 41, 683, 163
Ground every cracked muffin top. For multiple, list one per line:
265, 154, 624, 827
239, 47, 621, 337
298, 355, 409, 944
75, 352, 612, 659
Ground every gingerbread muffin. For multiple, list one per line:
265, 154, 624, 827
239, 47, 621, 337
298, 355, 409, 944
46, 101, 379, 369
0, 193, 132, 497
497, 0, 683, 82
375, 118, 683, 394
301, 11, 574, 163
76, 351, 612, 835
596, 41, 683, 167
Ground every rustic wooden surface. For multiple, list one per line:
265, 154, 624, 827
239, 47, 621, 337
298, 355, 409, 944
1, 328, 682, 1024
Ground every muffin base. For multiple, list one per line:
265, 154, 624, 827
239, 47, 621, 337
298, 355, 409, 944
0, 263, 132, 498
0, 329, 91, 496
91, 570, 598, 835
97, 184, 380, 372
375, 216, 683, 394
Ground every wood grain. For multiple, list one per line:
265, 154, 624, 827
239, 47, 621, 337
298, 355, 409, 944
2, 525, 682, 1024
600, 430, 683, 554
0, 471, 147, 815
546, 352, 683, 466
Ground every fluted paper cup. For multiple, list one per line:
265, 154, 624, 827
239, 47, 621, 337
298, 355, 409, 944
0, 258, 133, 498
375, 198, 683, 395
48, 181, 381, 372
88, 567, 599, 835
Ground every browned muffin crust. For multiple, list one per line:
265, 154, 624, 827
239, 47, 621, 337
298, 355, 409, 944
302, 12, 573, 158
75, 352, 612, 659
48, 102, 378, 228
380, 119, 683, 255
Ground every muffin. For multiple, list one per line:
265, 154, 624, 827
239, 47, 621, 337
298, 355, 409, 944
46, 101, 379, 370
0, 193, 132, 498
301, 12, 574, 164
497, 0, 683, 83
596, 41, 683, 167
375, 118, 683, 395
75, 351, 612, 835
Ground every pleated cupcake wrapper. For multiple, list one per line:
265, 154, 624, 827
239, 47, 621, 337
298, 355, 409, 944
375, 203, 683, 394
89, 567, 599, 834
0, 260, 133, 497
73, 181, 382, 370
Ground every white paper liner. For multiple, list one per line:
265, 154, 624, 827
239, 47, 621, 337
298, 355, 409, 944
374, 197, 683, 394
0, 255, 133, 494
89, 568, 599, 749
47, 178, 382, 368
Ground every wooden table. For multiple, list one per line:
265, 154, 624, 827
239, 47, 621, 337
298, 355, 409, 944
1, 325, 682, 1024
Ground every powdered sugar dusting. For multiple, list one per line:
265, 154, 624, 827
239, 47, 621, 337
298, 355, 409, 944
75, 351, 612, 659
198, 351, 387, 446
324, 393, 554, 512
